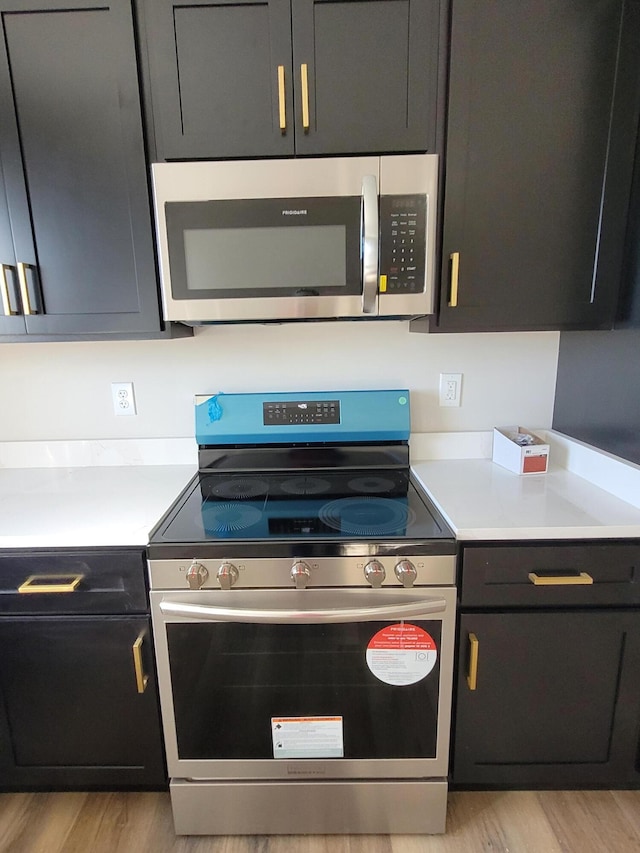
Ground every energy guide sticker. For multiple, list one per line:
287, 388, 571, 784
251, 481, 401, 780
366, 623, 437, 686
271, 716, 344, 759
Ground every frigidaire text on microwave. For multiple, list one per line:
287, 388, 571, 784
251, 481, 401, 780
151, 155, 438, 325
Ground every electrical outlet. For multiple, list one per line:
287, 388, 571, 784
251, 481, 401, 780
439, 373, 462, 407
111, 382, 137, 416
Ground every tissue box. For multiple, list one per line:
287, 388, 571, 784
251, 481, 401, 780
492, 426, 549, 474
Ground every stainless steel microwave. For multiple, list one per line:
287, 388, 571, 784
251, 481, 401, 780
151, 155, 438, 324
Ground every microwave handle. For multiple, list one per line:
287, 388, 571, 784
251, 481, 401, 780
361, 174, 379, 314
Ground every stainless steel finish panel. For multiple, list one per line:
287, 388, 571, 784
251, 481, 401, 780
158, 292, 370, 324
152, 154, 439, 323
150, 586, 455, 780
379, 154, 439, 317
152, 157, 380, 202
170, 778, 448, 835
152, 157, 379, 323
148, 554, 456, 590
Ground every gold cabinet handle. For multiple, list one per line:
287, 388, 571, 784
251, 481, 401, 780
18, 573, 84, 593
300, 63, 310, 132
449, 252, 460, 307
277, 65, 286, 132
528, 572, 594, 586
466, 632, 479, 690
1, 264, 19, 315
17, 262, 40, 315
132, 632, 149, 694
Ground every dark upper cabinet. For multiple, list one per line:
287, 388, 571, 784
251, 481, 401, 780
431, 0, 640, 332
0, 0, 165, 338
0, 162, 23, 336
141, 0, 443, 161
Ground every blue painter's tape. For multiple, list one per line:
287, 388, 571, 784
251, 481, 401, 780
195, 390, 410, 445
207, 395, 223, 423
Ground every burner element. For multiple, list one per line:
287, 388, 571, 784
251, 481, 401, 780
348, 475, 397, 494
319, 497, 416, 537
211, 478, 269, 500
202, 503, 263, 534
280, 476, 331, 496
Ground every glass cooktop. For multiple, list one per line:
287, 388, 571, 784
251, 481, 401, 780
151, 469, 452, 544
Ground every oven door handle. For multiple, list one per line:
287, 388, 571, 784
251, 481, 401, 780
159, 597, 447, 624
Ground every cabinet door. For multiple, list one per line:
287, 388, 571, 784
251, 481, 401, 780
0, 0, 162, 336
0, 163, 24, 335
453, 611, 640, 788
143, 0, 295, 160
0, 616, 166, 790
291, 0, 441, 156
436, 0, 640, 332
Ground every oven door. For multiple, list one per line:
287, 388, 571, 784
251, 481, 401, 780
150, 586, 455, 781
152, 157, 380, 323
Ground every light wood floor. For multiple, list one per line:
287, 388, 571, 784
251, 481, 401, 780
1, 790, 640, 853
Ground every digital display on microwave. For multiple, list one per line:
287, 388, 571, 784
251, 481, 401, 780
183, 226, 347, 292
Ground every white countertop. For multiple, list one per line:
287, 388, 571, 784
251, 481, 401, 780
412, 457, 640, 540
1, 431, 639, 549
0, 465, 195, 548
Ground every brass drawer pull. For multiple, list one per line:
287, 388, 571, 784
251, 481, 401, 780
449, 252, 460, 307
18, 573, 84, 593
17, 262, 40, 315
132, 632, 149, 694
300, 63, 310, 131
466, 632, 479, 690
1, 264, 19, 315
277, 64, 286, 132
528, 572, 594, 586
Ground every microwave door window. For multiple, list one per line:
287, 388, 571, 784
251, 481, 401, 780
165, 197, 362, 300
184, 225, 346, 293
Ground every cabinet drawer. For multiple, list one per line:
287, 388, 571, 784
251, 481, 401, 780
0, 548, 148, 615
460, 542, 640, 607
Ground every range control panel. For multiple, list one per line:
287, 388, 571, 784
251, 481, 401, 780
263, 400, 340, 426
379, 194, 427, 294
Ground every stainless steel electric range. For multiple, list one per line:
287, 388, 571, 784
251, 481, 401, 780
147, 389, 457, 835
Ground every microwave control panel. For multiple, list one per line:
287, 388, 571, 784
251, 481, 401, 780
378, 195, 427, 294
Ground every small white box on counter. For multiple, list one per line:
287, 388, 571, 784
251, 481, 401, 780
492, 426, 549, 475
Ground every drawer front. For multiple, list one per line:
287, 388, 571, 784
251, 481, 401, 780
460, 542, 640, 607
0, 548, 148, 614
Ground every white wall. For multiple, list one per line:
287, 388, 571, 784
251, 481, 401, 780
0, 322, 559, 441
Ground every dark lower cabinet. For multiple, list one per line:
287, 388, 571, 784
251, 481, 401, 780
0, 548, 166, 791
452, 542, 640, 789
430, 0, 640, 332
0, 617, 166, 790
453, 610, 640, 788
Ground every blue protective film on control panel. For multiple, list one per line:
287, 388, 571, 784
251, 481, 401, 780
195, 390, 410, 445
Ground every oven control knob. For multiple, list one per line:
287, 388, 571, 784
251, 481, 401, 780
364, 560, 386, 588
395, 559, 418, 588
217, 562, 239, 590
186, 560, 209, 590
291, 561, 311, 590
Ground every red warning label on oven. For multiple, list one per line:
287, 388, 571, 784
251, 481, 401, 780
366, 623, 437, 686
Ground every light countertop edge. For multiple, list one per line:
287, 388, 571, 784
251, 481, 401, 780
0, 465, 196, 549
411, 458, 640, 541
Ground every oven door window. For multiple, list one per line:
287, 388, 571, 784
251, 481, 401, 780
166, 620, 442, 760
165, 197, 362, 300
